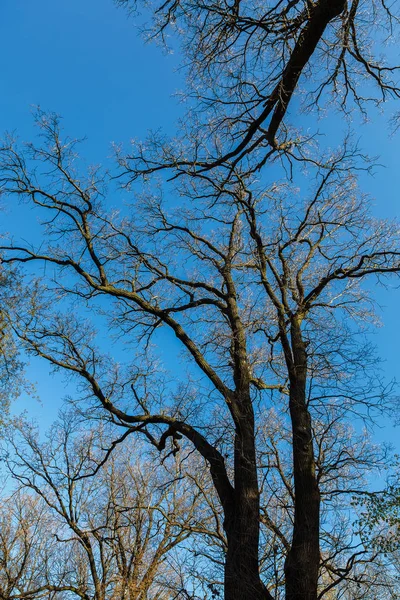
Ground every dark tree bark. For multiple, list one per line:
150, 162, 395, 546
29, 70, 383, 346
224, 397, 273, 600
284, 318, 320, 600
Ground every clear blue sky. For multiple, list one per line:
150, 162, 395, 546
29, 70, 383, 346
0, 0, 184, 425
1, 0, 399, 445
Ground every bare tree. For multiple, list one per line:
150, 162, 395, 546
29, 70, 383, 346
257, 408, 400, 599
185, 406, 398, 599
4, 413, 208, 600
0, 115, 399, 599
0, 491, 58, 600
113, 0, 400, 175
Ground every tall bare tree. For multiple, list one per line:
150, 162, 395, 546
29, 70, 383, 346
114, 0, 400, 175
0, 114, 399, 599
185, 406, 398, 599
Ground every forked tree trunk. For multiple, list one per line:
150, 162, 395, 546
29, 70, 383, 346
284, 320, 320, 600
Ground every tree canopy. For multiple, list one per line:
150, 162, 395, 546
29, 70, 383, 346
0, 2, 400, 599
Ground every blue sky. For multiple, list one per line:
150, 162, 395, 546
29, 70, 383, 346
0, 0, 184, 425
0, 0, 182, 150
1, 0, 399, 446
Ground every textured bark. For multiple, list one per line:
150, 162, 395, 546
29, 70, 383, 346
224, 390, 272, 600
267, 0, 347, 145
224, 405, 273, 600
284, 319, 320, 600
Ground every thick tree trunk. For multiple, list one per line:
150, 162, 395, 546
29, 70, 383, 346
225, 528, 269, 600
223, 402, 273, 600
284, 320, 320, 600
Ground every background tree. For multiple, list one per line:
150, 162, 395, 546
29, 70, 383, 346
4, 412, 209, 600
357, 459, 400, 558
0, 269, 24, 420
0, 491, 58, 600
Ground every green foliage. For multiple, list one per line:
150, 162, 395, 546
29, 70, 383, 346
0, 269, 24, 422
357, 467, 400, 554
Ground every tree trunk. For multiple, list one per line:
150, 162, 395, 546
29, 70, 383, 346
284, 320, 320, 600
223, 402, 273, 600
224, 526, 270, 600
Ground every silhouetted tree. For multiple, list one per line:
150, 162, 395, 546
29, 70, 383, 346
114, 0, 400, 175
0, 115, 399, 599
